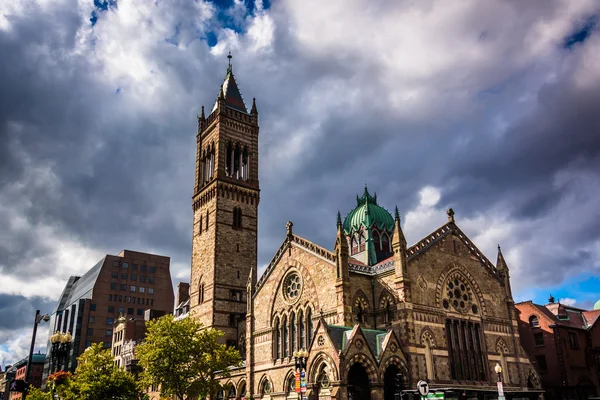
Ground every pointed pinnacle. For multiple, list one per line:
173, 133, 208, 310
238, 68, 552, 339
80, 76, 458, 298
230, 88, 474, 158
200, 105, 205, 119
337, 211, 342, 227
395, 206, 400, 221
251, 97, 258, 114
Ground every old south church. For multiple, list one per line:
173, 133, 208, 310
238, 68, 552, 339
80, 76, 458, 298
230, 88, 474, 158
188, 61, 542, 400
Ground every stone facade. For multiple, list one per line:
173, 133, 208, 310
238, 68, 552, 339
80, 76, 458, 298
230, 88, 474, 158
190, 63, 542, 400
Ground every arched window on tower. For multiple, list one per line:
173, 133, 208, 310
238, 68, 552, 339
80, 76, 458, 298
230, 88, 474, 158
359, 232, 366, 252
242, 146, 249, 181
351, 236, 359, 255
290, 312, 296, 352
198, 282, 204, 304
356, 304, 364, 324
206, 210, 209, 231
234, 144, 241, 179
283, 315, 289, 357
233, 208, 242, 229
307, 308, 313, 346
383, 300, 393, 324
373, 230, 381, 250
298, 309, 305, 349
199, 214, 203, 234
381, 232, 390, 252
226, 142, 232, 176
274, 317, 281, 359
424, 335, 434, 380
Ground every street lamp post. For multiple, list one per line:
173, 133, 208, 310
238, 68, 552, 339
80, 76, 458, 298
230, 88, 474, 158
495, 363, 505, 400
49, 332, 73, 373
293, 349, 309, 400
24, 310, 50, 400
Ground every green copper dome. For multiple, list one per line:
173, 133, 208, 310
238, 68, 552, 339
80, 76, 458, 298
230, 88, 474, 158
343, 186, 395, 234
594, 299, 600, 311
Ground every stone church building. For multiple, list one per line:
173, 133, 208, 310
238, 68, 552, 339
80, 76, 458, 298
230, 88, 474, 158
188, 60, 542, 400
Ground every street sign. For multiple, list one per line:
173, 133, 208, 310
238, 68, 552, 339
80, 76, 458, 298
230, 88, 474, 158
497, 382, 504, 397
422, 393, 444, 400
417, 380, 429, 397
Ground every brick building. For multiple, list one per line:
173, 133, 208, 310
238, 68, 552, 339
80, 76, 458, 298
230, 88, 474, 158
189, 60, 542, 400
515, 298, 600, 400
42, 250, 174, 383
6, 353, 45, 400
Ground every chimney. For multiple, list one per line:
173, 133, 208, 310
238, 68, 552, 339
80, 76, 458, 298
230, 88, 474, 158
177, 282, 190, 305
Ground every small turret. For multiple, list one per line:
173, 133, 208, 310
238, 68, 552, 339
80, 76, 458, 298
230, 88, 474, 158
392, 207, 410, 302
251, 97, 258, 115
335, 211, 349, 280
496, 245, 513, 300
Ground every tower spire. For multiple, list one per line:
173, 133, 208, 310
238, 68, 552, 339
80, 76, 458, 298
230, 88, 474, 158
211, 52, 248, 114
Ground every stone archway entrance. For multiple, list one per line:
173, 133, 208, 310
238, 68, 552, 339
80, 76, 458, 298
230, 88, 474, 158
348, 363, 370, 400
383, 364, 400, 400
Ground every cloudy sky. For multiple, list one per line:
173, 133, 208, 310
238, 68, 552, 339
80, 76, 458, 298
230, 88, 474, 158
1, 0, 600, 367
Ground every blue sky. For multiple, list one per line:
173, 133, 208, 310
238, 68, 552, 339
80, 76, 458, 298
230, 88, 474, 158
1, 0, 599, 367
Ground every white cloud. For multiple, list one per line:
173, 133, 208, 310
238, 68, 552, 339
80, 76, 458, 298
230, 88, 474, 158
559, 298, 577, 306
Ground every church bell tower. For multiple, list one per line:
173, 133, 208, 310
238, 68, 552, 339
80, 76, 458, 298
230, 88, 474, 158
191, 54, 259, 347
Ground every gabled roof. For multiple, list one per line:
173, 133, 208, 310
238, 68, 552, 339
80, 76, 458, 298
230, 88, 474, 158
255, 233, 335, 293
327, 324, 389, 361
211, 65, 248, 114
348, 221, 499, 277
517, 301, 598, 330
55, 257, 105, 312
583, 310, 600, 327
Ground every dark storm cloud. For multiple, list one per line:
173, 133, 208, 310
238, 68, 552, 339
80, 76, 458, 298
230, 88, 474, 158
0, 294, 55, 330
1, 0, 600, 362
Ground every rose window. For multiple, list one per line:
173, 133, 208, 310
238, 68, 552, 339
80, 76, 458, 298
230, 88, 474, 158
283, 272, 301, 302
443, 275, 477, 314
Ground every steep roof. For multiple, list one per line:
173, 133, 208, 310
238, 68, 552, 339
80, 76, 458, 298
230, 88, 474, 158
348, 220, 499, 277
211, 65, 248, 114
55, 257, 105, 312
517, 301, 598, 330
326, 324, 388, 360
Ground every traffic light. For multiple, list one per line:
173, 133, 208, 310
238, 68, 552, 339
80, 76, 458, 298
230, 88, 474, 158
395, 373, 404, 393
8, 379, 28, 393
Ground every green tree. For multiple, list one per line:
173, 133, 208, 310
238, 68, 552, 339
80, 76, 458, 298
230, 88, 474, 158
25, 387, 53, 400
69, 342, 138, 400
136, 315, 242, 400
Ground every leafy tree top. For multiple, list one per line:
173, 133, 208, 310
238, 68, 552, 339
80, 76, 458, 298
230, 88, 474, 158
136, 314, 242, 400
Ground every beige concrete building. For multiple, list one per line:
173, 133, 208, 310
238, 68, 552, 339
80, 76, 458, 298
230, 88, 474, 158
189, 61, 542, 400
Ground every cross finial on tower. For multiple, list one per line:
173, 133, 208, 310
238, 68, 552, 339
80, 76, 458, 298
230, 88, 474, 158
227, 51, 232, 68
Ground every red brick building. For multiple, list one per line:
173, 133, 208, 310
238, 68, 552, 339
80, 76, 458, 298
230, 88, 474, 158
516, 298, 600, 400
42, 250, 174, 384
8, 353, 45, 400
